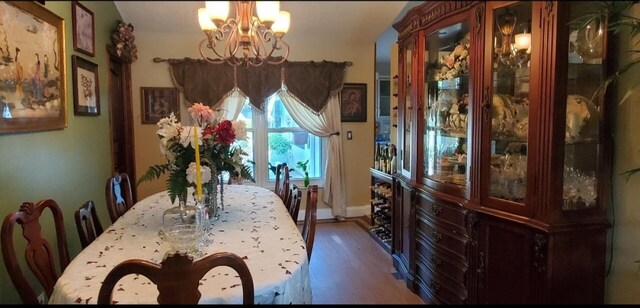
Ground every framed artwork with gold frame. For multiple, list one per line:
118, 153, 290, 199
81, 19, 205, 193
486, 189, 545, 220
0, 1, 67, 134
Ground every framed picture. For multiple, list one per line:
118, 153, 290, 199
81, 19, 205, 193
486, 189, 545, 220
72, 1, 95, 57
72, 56, 100, 116
340, 83, 367, 122
0, 1, 67, 134
141, 87, 180, 124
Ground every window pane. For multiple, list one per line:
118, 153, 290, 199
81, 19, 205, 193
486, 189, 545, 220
268, 97, 300, 129
238, 101, 253, 128
267, 132, 322, 180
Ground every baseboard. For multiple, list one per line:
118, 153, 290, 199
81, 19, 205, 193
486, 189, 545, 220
296, 204, 369, 222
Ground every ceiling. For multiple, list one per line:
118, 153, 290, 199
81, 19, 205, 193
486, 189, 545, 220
113, 1, 416, 62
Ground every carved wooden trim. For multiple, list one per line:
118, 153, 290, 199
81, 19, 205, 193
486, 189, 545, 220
533, 233, 547, 273
477, 251, 485, 288
397, 1, 475, 40
544, 1, 553, 18
475, 6, 483, 34
467, 212, 478, 245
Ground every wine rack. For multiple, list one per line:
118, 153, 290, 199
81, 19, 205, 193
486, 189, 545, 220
370, 168, 393, 253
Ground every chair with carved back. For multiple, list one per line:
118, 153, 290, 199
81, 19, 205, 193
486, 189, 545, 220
301, 185, 318, 262
274, 163, 287, 201
98, 251, 255, 304
279, 165, 291, 208
105, 172, 134, 223
288, 184, 302, 223
1, 199, 71, 304
75, 200, 104, 249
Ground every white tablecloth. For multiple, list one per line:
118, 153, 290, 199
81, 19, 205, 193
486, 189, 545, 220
49, 185, 312, 304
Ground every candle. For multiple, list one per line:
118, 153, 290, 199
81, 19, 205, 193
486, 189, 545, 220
194, 126, 202, 199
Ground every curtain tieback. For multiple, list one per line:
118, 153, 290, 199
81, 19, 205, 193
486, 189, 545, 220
329, 131, 340, 136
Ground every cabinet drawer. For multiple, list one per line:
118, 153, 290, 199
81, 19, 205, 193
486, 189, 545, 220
416, 217, 468, 261
415, 235, 467, 285
415, 261, 467, 304
418, 194, 468, 235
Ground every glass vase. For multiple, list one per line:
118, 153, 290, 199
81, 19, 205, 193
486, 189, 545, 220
161, 190, 200, 253
205, 178, 219, 222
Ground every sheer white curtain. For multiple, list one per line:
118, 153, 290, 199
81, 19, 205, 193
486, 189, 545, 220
279, 90, 346, 218
214, 88, 246, 120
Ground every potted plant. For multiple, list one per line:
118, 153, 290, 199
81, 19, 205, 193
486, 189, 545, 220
297, 159, 310, 187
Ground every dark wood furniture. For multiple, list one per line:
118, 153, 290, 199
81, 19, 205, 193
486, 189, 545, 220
391, 1, 611, 304
301, 185, 318, 262
97, 251, 255, 304
274, 163, 287, 200
1, 199, 71, 304
75, 200, 104, 249
105, 172, 134, 223
369, 168, 393, 253
288, 184, 302, 223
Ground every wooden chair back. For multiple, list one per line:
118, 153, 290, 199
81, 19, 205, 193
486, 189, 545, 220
75, 200, 104, 249
280, 165, 291, 207
288, 184, 302, 223
274, 163, 287, 202
105, 172, 134, 223
301, 185, 318, 262
98, 252, 254, 304
1, 199, 70, 304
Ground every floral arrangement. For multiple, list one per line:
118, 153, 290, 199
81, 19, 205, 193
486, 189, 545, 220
110, 20, 138, 63
138, 103, 254, 204
435, 41, 470, 81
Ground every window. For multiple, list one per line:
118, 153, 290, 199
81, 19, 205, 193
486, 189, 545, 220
233, 94, 324, 188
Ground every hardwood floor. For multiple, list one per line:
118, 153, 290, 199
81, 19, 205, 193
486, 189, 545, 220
305, 217, 424, 304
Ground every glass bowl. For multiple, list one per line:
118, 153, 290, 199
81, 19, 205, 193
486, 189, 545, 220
165, 224, 202, 252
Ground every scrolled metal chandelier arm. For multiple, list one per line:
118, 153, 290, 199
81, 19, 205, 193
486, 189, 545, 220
198, 1, 290, 67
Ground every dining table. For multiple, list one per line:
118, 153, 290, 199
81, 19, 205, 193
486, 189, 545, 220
49, 185, 312, 304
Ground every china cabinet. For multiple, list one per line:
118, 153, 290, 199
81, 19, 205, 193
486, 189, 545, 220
391, 1, 611, 304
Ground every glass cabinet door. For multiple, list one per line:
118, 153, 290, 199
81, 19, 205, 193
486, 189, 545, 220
401, 40, 414, 176
422, 22, 470, 188
562, 1, 605, 211
488, 2, 532, 203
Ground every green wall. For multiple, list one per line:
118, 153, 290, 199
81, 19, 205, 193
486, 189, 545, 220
0, 1, 121, 304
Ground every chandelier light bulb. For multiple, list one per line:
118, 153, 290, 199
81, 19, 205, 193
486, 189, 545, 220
272, 11, 290, 37
198, 8, 215, 31
206, 1, 229, 24
256, 1, 280, 26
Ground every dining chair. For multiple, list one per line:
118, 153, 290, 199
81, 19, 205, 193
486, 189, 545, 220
279, 165, 291, 208
75, 200, 104, 249
301, 185, 318, 262
274, 163, 287, 200
288, 184, 302, 223
105, 172, 134, 223
1, 199, 71, 304
98, 251, 255, 304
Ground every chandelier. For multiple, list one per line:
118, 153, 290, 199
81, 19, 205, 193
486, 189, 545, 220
198, 1, 291, 67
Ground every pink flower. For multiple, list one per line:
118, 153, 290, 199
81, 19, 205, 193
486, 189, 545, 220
188, 103, 215, 125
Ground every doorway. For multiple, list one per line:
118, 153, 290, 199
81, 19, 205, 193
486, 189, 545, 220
108, 52, 137, 202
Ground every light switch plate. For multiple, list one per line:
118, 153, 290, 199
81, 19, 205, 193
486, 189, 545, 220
347, 131, 352, 140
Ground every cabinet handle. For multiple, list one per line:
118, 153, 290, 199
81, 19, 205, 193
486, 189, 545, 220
429, 279, 441, 294
431, 255, 442, 267
430, 204, 442, 216
432, 230, 442, 242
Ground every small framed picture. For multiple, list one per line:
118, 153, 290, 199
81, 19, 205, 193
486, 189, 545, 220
340, 83, 367, 122
72, 1, 95, 57
141, 87, 180, 124
72, 55, 100, 116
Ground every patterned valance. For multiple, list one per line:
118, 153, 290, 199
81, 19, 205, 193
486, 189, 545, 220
159, 58, 347, 113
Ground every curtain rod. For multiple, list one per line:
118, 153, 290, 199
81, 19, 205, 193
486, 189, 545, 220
153, 57, 352, 66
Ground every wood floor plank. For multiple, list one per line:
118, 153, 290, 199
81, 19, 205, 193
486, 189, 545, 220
306, 217, 424, 304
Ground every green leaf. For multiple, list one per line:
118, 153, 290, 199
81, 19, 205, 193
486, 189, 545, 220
137, 164, 171, 186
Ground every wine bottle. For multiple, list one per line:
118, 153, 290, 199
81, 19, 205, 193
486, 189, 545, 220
374, 143, 380, 170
